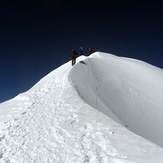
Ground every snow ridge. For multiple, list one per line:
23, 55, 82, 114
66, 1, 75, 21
0, 53, 163, 162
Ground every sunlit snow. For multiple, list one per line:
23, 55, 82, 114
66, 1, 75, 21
0, 52, 163, 163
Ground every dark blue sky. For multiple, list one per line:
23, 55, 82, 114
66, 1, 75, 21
0, 0, 163, 102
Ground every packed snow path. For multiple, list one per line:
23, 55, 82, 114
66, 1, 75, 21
0, 53, 163, 163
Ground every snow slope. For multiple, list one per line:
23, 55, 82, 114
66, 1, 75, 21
0, 52, 163, 163
70, 52, 163, 148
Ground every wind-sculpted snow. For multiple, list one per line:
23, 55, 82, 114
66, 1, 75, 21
70, 52, 163, 148
0, 53, 163, 163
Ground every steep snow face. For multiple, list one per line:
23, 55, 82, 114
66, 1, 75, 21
70, 52, 163, 147
0, 54, 163, 163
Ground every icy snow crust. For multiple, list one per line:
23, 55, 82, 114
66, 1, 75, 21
0, 52, 163, 162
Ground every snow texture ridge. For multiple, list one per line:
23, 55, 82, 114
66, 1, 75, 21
0, 52, 163, 163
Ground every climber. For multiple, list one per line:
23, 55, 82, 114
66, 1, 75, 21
71, 49, 78, 66
88, 47, 94, 55
79, 46, 84, 56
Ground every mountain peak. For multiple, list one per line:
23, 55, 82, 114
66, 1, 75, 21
0, 52, 163, 162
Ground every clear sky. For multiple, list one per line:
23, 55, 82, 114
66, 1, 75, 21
0, 0, 163, 103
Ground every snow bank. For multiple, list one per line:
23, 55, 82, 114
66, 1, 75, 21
70, 52, 163, 147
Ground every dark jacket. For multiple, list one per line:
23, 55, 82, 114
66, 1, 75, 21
71, 50, 78, 59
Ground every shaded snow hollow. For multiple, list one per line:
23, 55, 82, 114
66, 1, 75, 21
0, 52, 163, 163
70, 52, 163, 147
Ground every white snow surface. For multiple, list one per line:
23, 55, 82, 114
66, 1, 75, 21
0, 52, 163, 163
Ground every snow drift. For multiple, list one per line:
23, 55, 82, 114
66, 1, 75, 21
0, 52, 163, 163
70, 52, 163, 147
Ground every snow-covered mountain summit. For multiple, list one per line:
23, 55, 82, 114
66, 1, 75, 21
0, 52, 163, 163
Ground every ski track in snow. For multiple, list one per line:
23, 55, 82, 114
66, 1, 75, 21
0, 54, 163, 162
